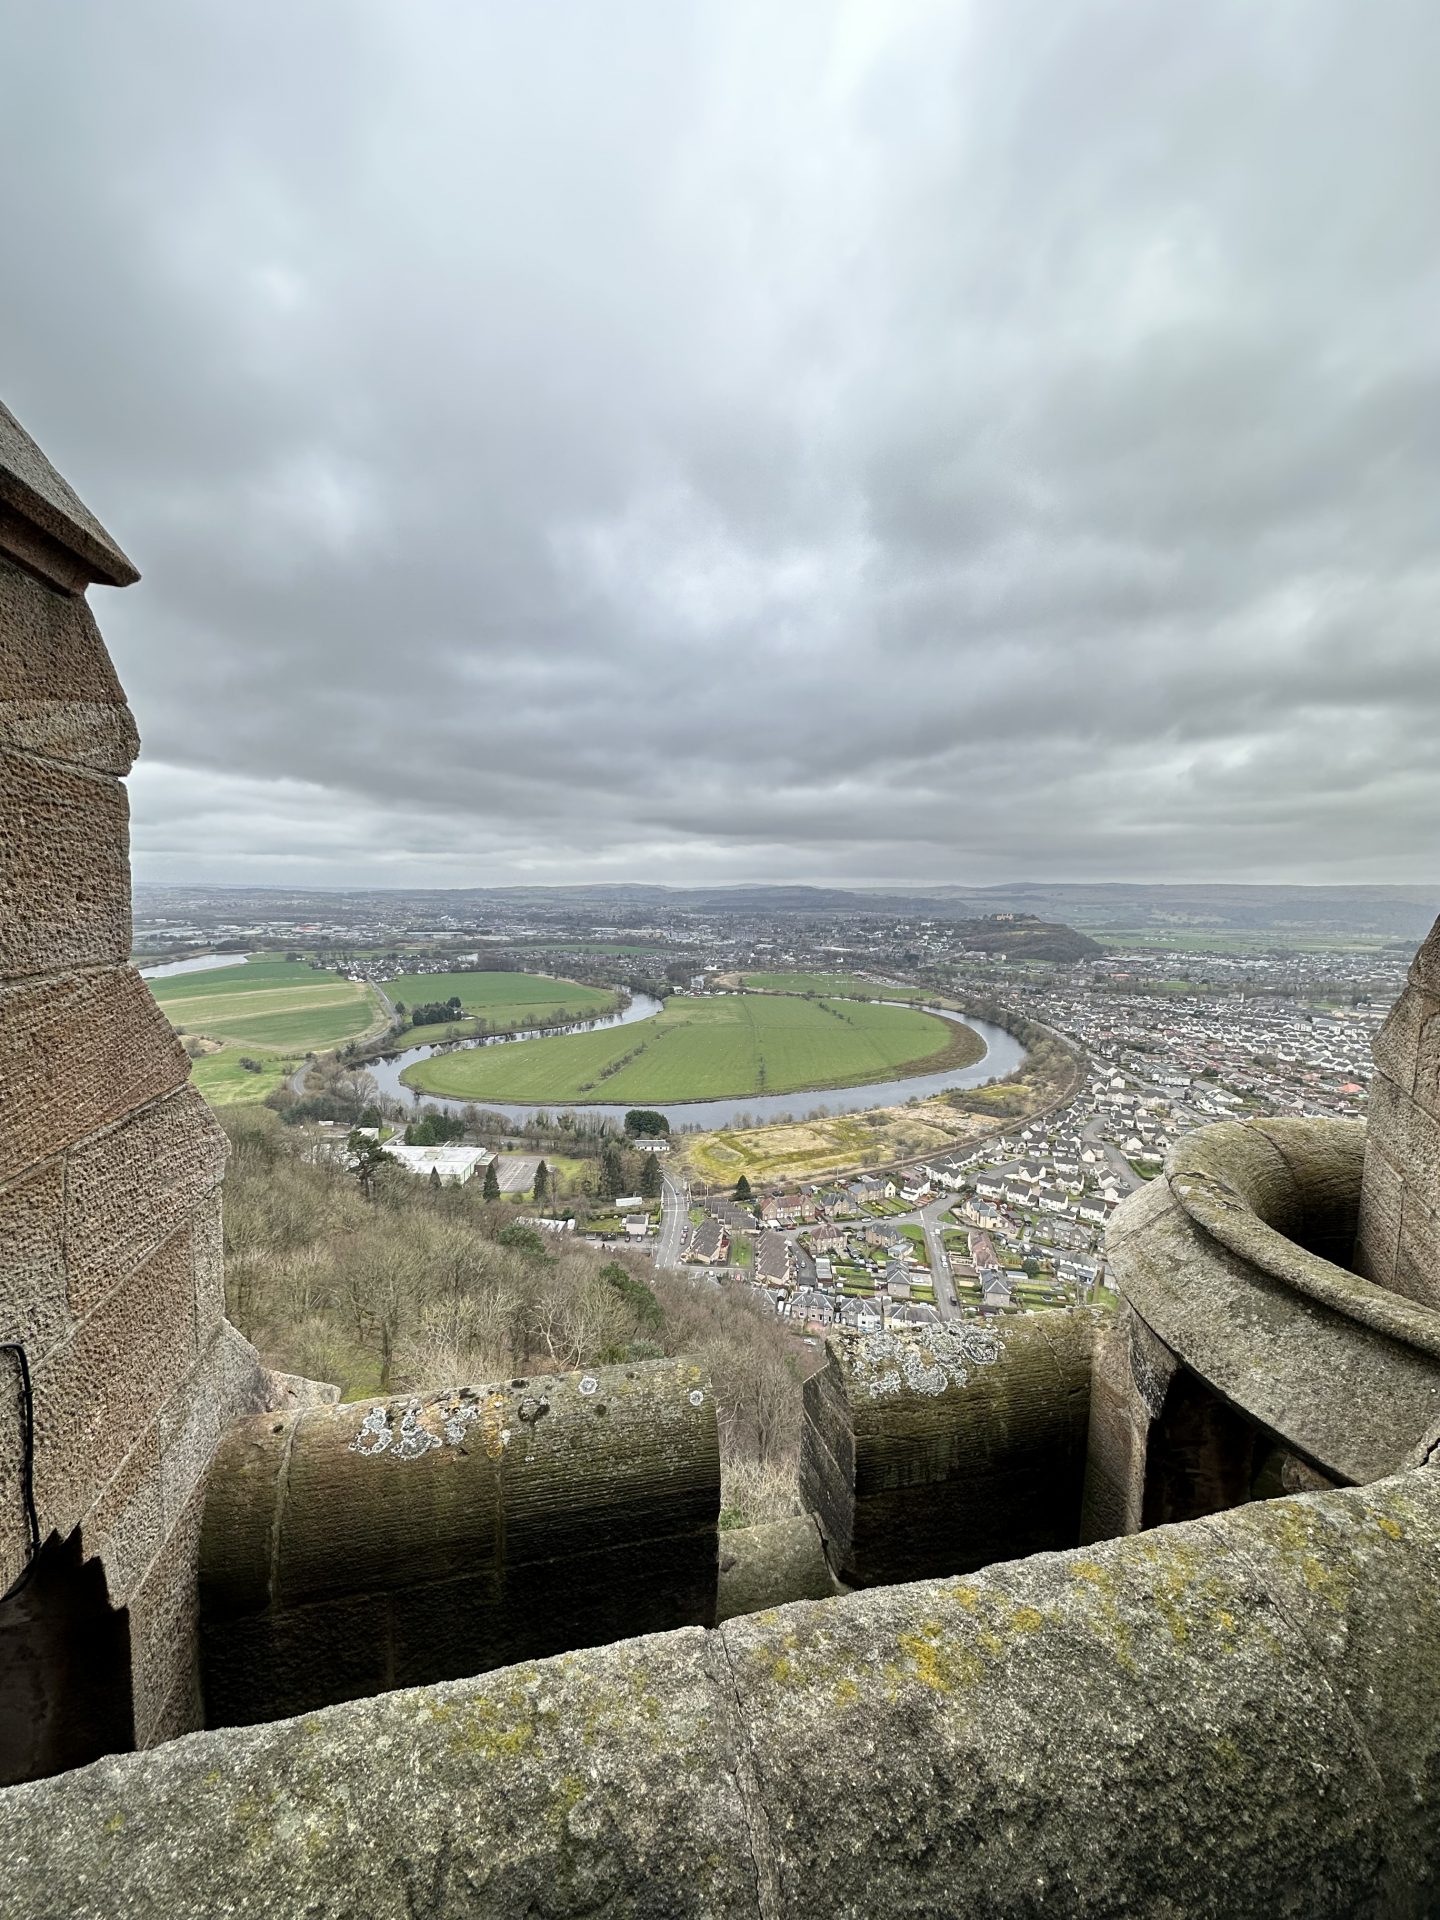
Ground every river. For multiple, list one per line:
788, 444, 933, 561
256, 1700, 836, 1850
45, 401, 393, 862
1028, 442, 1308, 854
139, 952, 249, 980
362, 995, 1026, 1130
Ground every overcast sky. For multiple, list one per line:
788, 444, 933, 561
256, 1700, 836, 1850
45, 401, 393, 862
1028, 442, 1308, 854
4, 1, 1438, 889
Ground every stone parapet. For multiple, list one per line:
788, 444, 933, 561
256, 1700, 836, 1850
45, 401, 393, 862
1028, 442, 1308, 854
800, 1316, 1093, 1588
199, 1358, 721, 1726
3, 1467, 1436, 1919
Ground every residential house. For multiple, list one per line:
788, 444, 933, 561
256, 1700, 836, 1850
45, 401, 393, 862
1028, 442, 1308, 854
967, 1230, 1001, 1273
686, 1219, 730, 1265
787, 1288, 835, 1329
889, 1300, 941, 1327
836, 1297, 883, 1333
755, 1231, 792, 1287
981, 1268, 1014, 1307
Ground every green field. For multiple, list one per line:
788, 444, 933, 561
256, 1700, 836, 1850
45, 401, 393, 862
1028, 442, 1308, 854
741, 971, 929, 1001
380, 970, 617, 1026
188, 1049, 301, 1106
403, 992, 982, 1105
150, 958, 381, 1050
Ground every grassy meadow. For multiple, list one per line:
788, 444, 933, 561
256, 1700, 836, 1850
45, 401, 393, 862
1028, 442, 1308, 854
150, 958, 382, 1053
740, 971, 930, 1001
380, 970, 617, 1028
403, 991, 981, 1105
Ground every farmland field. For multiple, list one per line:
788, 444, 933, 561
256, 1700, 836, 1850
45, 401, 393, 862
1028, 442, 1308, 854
403, 991, 982, 1104
149, 958, 382, 1051
740, 971, 930, 1001
380, 970, 617, 1027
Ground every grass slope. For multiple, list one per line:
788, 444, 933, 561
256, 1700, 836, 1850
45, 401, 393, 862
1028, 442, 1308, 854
741, 971, 929, 1001
404, 992, 981, 1105
150, 958, 380, 1050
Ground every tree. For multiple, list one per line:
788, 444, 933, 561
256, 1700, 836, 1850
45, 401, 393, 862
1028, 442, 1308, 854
733, 1174, 754, 1202
624, 1109, 670, 1138
597, 1141, 626, 1201
639, 1153, 662, 1201
428, 1167, 442, 1191
483, 1159, 502, 1201
348, 1132, 394, 1202
533, 1160, 550, 1203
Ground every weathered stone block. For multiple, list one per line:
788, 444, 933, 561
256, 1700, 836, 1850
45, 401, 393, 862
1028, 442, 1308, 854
0, 554, 136, 774
0, 966, 189, 1185
192, 1191, 227, 1336
158, 1324, 268, 1536
716, 1515, 835, 1623
29, 1227, 198, 1543
199, 1361, 721, 1725
801, 1317, 1094, 1588
1353, 1133, 1405, 1289
0, 748, 130, 978
1359, 1073, 1440, 1306
63, 1087, 226, 1318
0, 1157, 70, 1360
81, 1423, 163, 1606
127, 1484, 205, 1748
0, 1352, 29, 1597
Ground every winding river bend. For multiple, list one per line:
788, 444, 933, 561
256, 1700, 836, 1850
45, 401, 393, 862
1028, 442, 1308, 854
363, 995, 1026, 1130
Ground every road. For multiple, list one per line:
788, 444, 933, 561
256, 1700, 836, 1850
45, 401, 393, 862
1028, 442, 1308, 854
919, 1195, 961, 1319
656, 1169, 691, 1270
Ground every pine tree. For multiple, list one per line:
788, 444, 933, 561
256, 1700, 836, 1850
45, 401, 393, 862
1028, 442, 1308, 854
428, 1167, 442, 1191
483, 1158, 501, 1201
734, 1174, 753, 1202
639, 1153, 662, 1200
534, 1159, 550, 1203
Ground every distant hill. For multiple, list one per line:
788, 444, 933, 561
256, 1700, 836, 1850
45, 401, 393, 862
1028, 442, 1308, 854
952, 916, 1103, 963
134, 879, 1439, 943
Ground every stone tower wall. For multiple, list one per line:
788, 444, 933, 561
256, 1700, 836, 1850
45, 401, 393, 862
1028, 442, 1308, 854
0, 408, 269, 1771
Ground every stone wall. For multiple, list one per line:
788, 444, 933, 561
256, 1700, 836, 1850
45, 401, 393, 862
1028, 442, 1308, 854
801, 1315, 1093, 1587
3, 1465, 1436, 1919
199, 1361, 721, 1725
0, 404, 270, 1781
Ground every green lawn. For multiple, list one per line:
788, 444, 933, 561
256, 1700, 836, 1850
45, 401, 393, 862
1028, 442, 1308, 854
188, 1047, 301, 1106
150, 958, 380, 1051
741, 971, 929, 1001
380, 970, 617, 1027
403, 992, 982, 1105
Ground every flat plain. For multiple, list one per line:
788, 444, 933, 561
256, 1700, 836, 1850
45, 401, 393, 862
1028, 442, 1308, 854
380, 970, 617, 1027
150, 958, 382, 1050
403, 991, 981, 1104
740, 970, 930, 1001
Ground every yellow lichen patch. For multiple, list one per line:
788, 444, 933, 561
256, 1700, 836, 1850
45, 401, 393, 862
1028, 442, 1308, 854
426, 1691, 536, 1761
1375, 1515, 1404, 1541
945, 1583, 979, 1610
1010, 1606, 1045, 1634
103, 1812, 124, 1835
834, 1676, 859, 1706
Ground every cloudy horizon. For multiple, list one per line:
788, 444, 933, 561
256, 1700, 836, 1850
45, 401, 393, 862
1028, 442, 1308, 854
4, 1, 1438, 890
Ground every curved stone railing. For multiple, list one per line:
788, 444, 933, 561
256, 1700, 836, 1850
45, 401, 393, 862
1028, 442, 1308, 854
1167, 1119, 1440, 1360
2, 1466, 1437, 1919
1107, 1118, 1440, 1487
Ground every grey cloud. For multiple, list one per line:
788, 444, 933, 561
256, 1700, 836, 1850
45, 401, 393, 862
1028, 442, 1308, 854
2, 0, 1437, 887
